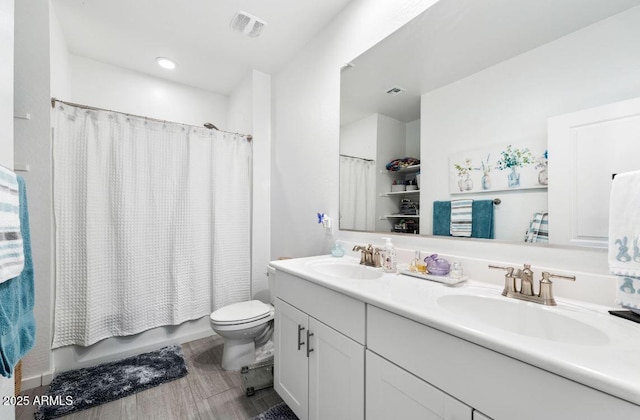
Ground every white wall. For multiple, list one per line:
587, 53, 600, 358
0, 0, 13, 169
0, 1, 15, 417
228, 70, 273, 302
249, 70, 272, 301
376, 114, 406, 232
271, 0, 625, 307
66, 55, 228, 128
228, 72, 253, 132
405, 119, 420, 158
340, 114, 377, 160
420, 6, 640, 241
14, 0, 53, 392
49, 1, 70, 100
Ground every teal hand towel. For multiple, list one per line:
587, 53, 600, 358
433, 201, 451, 236
0, 176, 36, 377
471, 200, 494, 239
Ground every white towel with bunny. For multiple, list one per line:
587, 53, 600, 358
609, 170, 640, 313
0, 165, 23, 284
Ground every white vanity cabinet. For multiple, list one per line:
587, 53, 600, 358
367, 350, 472, 420
273, 270, 366, 420
367, 305, 640, 420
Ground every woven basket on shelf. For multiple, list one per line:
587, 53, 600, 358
14, 360, 22, 396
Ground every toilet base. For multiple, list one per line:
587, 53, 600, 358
221, 338, 257, 371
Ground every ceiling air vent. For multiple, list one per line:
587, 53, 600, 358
385, 86, 405, 96
230, 11, 267, 38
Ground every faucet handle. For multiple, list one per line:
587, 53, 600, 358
488, 265, 515, 276
538, 272, 576, 306
373, 248, 382, 268
488, 265, 517, 296
541, 272, 576, 283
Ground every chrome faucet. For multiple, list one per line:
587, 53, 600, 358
352, 244, 382, 268
489, 264, 576, 306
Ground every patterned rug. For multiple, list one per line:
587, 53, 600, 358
35, 345, 188, 420
251, 402, 299, 420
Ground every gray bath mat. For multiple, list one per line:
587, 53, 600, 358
252, 402, 299, 420
35, 344, 188, 420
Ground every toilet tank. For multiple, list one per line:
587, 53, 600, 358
267, 264, 276, 304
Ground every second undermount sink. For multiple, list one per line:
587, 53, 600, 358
307, 260, 383, 280
437, 294, 610, 346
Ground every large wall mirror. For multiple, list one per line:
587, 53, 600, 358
340, 0, 640, 247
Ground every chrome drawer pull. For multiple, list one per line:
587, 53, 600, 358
306, 330, 314, 357
297, 325, 305, 350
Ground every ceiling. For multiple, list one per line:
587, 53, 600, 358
340, 0, 640, 126
52, 0, 354, 95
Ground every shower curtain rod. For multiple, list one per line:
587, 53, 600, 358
50, 97, 253, 141
340, 154, 374, 162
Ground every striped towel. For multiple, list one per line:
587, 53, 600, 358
0, 166, 23, 284
524, 212, 549, 243
450, 199, 472, 237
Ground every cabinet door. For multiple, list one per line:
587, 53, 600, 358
548, 96, 640, 247
308, 317, 365, 420
274, 299, 309, 420
367, 351, 472, 420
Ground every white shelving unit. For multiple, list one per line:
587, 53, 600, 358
381, 190, 420, 197
383, 164, 420, 233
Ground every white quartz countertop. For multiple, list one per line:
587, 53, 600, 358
270, 255, 640, 407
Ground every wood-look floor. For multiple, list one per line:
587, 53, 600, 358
16, 336, 284, 420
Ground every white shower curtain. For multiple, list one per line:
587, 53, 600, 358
51, 103, 251, 347
340, 156, 376, 231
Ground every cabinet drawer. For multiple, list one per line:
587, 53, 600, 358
367, 350, 471, 420
275, 270, 365, 344
367, 305, 640, 420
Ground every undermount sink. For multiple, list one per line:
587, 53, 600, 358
307, 260, 383, 280
437, 294, 610, 346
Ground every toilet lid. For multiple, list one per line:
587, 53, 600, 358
210, 300, 273, 325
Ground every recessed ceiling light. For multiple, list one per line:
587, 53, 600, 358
156, 57, 177, 70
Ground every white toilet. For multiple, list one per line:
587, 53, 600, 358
209, 268, 275, 370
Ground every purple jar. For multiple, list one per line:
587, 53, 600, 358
424, 254, 450, 276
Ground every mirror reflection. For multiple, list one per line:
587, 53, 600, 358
340, 0, 640, 246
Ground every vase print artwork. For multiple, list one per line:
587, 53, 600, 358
449, 144, 545, 194
465, 175, 473, 191
496, 145, 532, 189
536, 150, 548, 185
538, 167, 548, 185
481, 171, 491, 190
454, 158, 474, 191
458, 173, 473, 191
508, 167, 520, 188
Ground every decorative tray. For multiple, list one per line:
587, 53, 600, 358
400, 270, 468, 285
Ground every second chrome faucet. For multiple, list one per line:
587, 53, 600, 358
489, 264, 576, 306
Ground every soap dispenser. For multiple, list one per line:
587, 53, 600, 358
381, 237, 397, 273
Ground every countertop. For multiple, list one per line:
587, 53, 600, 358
270, 255, 640, 406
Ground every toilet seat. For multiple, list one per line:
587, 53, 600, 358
210, 300, 274, 327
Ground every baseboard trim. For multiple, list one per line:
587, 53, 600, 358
21, 370, 54, 391
42, 372, 54, 386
